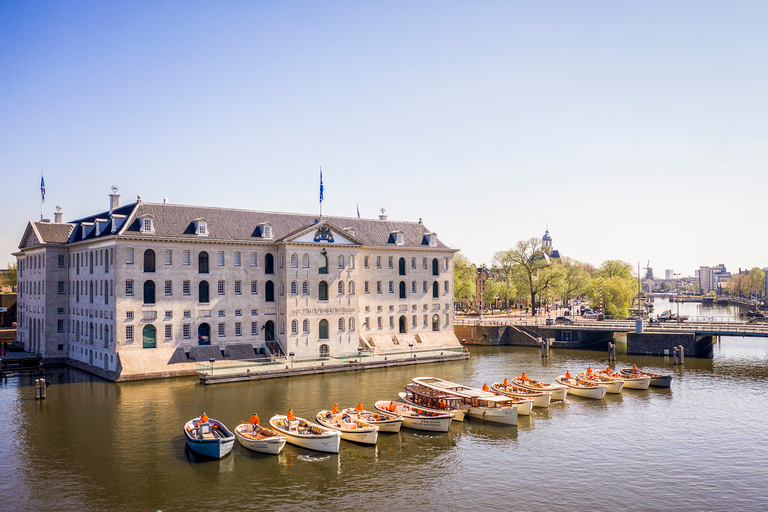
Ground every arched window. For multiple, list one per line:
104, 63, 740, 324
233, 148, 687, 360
338, 281, 344, 295
144, 249, 156, 273
142, 325, 157, 348
349, 281, 355, 295
197, 323, 211, 345
432, 281, 439, 298
144, 280, 155, 304
279, 253, 284, 268
338, 318, 345, 332
291, 319, 298, 334
104, 280, 109, 304
319, 344, 330, 358
319, 281, 328, 301
291, 253, 298, 268
338, 255, 345, 268
399, 315, 407, 334
89, 322, 94, 344
349, 256, 355, 269
265, 281, 275, 302
104, 325, 109, 348
399, 281, 406, 299
265, 254, 274, 274
302, 281, 309, 295
319, 319, 329, 339
302, 319, 309, 333
89, 282, 94, 303
264, 321, 275, 341
302, 254, 309, 268
349, 318, 355, 331
432, 314, 440, 331
318, 253, 328, 274
291, 281, 298, 295
432, 258, 439, 276
198, 252, 209, 274
279, 281, 284, 296
199, 281, 210, 303
399, 257, 406, 276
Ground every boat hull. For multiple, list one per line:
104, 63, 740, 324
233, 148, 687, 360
342, 408, 403, 432
316, 411, 379, 445
492, 385, 551, 409
602, 380, 624, 393
465, 405, 518, 425
650, 375, 673, 387
184, 418, 236, 459
620, 376, 651, 390
556, 377, 607, 399
269, 415, 341, 453
373, 401, 452, 432
234, 424, 287, 455
398, 392, 466, 421
511, 379, 567, 401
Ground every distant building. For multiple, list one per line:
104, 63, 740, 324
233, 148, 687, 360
699, 266, 715, 292
474, 265, 490, 311
665, 269, 674, 280
541, 227, 561, 259
764, 268, 768, 306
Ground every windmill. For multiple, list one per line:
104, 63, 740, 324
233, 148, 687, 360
643, 260, 654, 280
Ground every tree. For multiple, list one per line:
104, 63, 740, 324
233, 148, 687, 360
749, 267, 765, 298
559, 257, 590, 301
453, 253, 476, 306
0, 263, 17, 291
483, 279, 503, 314
586, 275, 633, 318
493, 237, 551, 316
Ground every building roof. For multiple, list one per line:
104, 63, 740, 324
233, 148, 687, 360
51, 200, 451, 250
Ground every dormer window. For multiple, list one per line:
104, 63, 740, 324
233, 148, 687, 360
139, 216, 155, 234
193, 218, 209, 237
259, 223, 273, 239
395, 233, 404, 245
343, 227, 355, 237
424, 232, 438, 247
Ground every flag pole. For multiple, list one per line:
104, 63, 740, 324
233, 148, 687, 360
319, 167, 323, 219
40, 170, 44, 221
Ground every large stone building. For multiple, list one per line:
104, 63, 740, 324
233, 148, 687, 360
13, 194, 460, 380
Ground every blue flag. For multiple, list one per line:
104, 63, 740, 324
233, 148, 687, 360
357, 203, 360, 218
41, 173, 45, 202
319, 170, 324, 203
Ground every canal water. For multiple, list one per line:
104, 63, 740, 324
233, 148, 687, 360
2, 299, 767, 511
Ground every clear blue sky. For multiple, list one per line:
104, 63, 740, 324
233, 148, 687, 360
2, 1, 767, 277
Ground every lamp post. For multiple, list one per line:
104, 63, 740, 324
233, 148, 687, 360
409, 342, 414, 358
674, 273, 681, 322
289, 352, 295, 369
209, 358, 215, 378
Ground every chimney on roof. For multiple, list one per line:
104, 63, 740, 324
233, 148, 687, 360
379, 208, 387, 220
109, 193, 120, 214
54, 212, 63, 223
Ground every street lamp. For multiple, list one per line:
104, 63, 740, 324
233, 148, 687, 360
289, 352, 295, 369
209, 358, 215, 378
409, 342, 414, 358
673, 273, 681, 322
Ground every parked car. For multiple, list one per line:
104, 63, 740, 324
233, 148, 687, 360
555, 316, 575, 325
583, 311, 599, 319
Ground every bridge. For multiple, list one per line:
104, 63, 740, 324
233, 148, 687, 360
454, 317, 768, 358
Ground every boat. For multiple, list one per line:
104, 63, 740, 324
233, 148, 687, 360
316, 410, 379, 445
184, 415, 236, 459
620, 367, 673, 387
512, 375, 567, 401
577, 370, 624, 393
234, 422, 287, 455
399, 383, 466, 421
341, 407, 403, 433
411, 377, 518, 425
269, 414, 342, 453
491, 381, 552, 408
555, 375, 607, 399
373, 400, 454, 432
596, 368, 650, 390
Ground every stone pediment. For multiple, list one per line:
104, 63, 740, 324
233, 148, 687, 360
281, 221, 362, 246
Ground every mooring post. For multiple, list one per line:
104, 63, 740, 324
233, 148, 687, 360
672, 346, 679, 365
34, 379, 40, 399
40, 378, 46, 399
541, 338, 549, 358
678, 345, 684, 365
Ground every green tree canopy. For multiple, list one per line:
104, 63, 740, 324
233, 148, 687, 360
453, 252, 477, 304
0, 263, 17, 291
493, 237, 551, 315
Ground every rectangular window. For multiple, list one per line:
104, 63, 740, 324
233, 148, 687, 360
183, 280, 190, 295
126, 325, 134, 341
251, 281, 258, 295
364, 256, 369, 269
235, 309, 242, 316
165, 324, 172, 339
423, 281, 427, 293
251, 322, 258, 335
234, 252, 241, 266
183, 250, 190, 266
377, 281, 382, 294
234, 281, 242, 295
218, 323, 225, 337
235, 322, 242, 336
218, 310, 225, 317
57, 319, 65, 332
183, 324, 190, 339
389, 281, 394, 293
376, 256, 381, 269
422, 258, 427, 269
364, 281, 369, 294
412, 281, 416, 293
57, 307, 64, 315
218, 280, 225, 295
126, 311, 134, 320
126, 248, 134, 264
126, 280, 134, 296
165, 249, 172, 265
58, 281, 65, 294
389, 316, 394, 329
444, 257, 449, 270
411, 258, 416, 269
388, 257, 393, 269
377, 317, 382, 329
165, 280, 173, 295
444, 281, 449, 292
365, 317, 370, 329
251, 309, 258, 316
217, 251, 224, 266
412, 315, 417, 328
251, 252, 258, 266
183, 310, 191, 318
59, 255, 65, 268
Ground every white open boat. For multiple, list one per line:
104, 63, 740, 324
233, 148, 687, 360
578, 371, 625, 393
620, 367, 673, 387
492, 382, 552, 408
512, 375, 568, 401
412, 377, 518, 425
399, 383, 466, 421
342, 408, 403, 433
598, 369, 650, 390
316, 410, 379, 445
373, 400, 453, 432
234, 422, 287, 455
269, 414, 342, 453
184, 416, 236, 459
555, 376, 608, 399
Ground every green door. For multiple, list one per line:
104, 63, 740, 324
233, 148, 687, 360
142, 325, 157, 349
